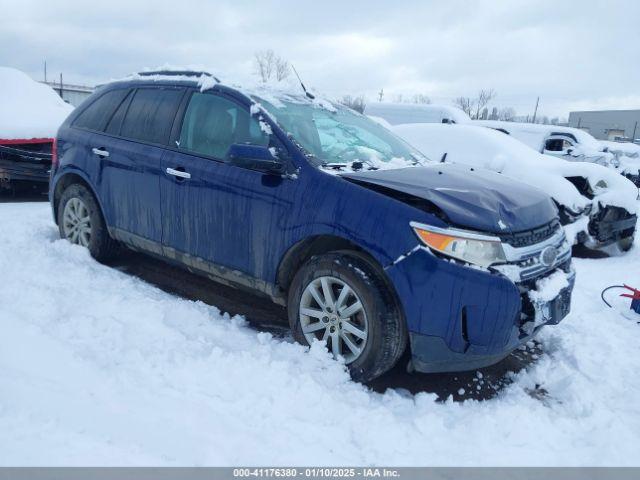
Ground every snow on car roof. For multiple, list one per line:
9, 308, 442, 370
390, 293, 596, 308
365, 102, 472, 125
0, 66, 74, 141
476, 119, 604, 152
393, 123, 638, 214
601, 140, 640, 158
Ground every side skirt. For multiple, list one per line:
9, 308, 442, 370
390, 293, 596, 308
109, 227, 286, 306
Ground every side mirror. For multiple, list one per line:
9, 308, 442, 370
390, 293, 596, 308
227, 144, 286, 175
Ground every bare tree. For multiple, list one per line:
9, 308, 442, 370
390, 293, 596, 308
412, 93, 431, 104
340, 95, 366, 114
274, 56, 290, 81
254, 49, 290, 82
474, 89, 496, 120
498, 107, 516, 121
454, 96, 475, 117
489, 106, 499, 120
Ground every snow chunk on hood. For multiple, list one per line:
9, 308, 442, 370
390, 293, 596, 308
0, 67, 73, 140
393, 123, 638, 214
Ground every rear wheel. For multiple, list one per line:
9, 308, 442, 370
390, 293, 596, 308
288, 252, 406, 383
57, 183, 118, 262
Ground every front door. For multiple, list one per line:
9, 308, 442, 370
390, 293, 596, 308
160, 90, 295, 282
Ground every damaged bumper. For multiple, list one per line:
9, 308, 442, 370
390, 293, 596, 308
588, 205, 637, 246
386, 223, 575, 373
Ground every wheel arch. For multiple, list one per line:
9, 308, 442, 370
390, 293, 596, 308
52, 171, 107, 227
276, 235, 406, 324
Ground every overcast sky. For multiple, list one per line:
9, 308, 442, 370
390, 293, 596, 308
1, 0, 639, 118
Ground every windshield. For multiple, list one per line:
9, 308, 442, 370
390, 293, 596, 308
253, 96, 428, 169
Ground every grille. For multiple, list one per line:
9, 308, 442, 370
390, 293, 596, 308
499, 219, 561, 248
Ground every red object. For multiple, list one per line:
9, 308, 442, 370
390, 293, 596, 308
51, 138, 58, 168
0, 138, 53, 145
620, 285, 640, 300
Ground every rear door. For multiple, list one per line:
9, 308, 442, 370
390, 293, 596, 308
96, 86, 185, 249
160, 89, 293, 280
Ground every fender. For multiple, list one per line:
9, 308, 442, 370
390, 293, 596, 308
50, 165, 110, 228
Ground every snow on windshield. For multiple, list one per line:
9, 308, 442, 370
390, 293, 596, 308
0, 67, 73, 140
394, 123, 638, 214
250, 93, 426, 171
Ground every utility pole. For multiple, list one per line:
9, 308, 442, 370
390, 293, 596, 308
632, 121, 638, 142
44, 60, 47, 82
378, 89, 384, 102
59, 73, 63, 99
532, 96, 539, 123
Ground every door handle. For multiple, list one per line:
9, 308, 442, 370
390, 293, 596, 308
92, 147, 109, 158
166, 167, 191, 179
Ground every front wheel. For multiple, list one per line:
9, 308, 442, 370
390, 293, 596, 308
288, 252, 407, 383
617, 235, 634, 252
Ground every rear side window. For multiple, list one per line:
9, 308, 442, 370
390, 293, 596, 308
119, 88, 184, 144
105, 90, 133, 135
178, 92, 269, 159
73, 89, 129, 131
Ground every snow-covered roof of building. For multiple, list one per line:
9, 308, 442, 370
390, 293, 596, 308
364, 102, 472, 126
0, 66, 74, 141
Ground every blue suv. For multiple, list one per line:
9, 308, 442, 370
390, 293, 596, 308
50, 70, 575, 382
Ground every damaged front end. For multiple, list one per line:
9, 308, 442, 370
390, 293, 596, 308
587, 205, 637, 248
387, 219, 575, 373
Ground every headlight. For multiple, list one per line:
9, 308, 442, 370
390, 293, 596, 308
410, 222, 506, 268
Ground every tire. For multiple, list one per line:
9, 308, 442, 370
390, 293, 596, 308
617, 236, 634, 252
288, 252, 407, 383
57, 183, 118, 262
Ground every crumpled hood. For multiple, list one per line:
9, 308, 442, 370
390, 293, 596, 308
341, 164, 558, 234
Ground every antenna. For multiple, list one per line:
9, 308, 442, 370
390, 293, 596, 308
291, 65, 315, 100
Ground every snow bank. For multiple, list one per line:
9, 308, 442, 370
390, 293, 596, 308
0, 67, 73, 140
1, 203, 640, 465
393, 123, 638, 214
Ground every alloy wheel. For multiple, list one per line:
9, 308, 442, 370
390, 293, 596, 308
299, 276, 368, 363
62, 197, 92, 247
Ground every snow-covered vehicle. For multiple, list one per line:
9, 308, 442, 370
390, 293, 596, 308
0, 67, 73, 191
50, 70, 576, 380
600, 141, 640, 186
364, 102, 471, 125
393, 123, 638, 252
476, 120, 640, 187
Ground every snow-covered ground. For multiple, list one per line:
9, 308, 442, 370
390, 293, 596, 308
1, 202, 639, 466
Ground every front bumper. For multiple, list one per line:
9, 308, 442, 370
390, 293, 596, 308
386, 225, 574, 373
588, 205, 637, 246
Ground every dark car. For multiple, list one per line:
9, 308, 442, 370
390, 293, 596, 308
0, 138, 54, 192
49, 70, 575, 382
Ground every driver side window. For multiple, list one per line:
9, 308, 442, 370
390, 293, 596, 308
545, 137, 573, 152
178, 92, 269, 159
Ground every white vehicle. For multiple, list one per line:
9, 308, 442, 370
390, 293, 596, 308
600, 140, 640, 158
476, 120, 640, 187
393, 123, 638, 252
364, 103, 472, 126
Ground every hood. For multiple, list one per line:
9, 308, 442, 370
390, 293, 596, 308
341, 164, 558, 234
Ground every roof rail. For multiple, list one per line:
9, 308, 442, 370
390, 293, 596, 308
137, 70, 220, 83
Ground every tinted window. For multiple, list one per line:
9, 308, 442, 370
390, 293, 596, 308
178, 93, 269, 159
105, 90, 133, 135
120, 87, 184, 144
73, 89, 129, 131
